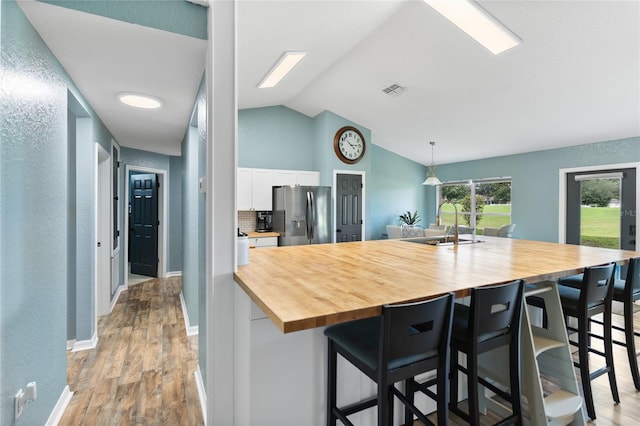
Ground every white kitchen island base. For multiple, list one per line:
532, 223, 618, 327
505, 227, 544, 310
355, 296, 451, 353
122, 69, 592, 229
233, 286, 439, 425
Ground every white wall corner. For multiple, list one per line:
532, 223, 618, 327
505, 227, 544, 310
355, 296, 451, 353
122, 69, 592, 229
72, 332, 98, 352
109, 284, 126, 314
45, 385, 74, 426
180, 291, 199, 336
66, 340, 76, 351
194, 365, 207, 425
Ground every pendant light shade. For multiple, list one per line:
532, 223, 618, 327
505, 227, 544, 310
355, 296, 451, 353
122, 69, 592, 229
422, 141, 442, 186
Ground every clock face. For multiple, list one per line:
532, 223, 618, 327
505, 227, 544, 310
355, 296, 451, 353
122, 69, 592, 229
333, 126, 365, 164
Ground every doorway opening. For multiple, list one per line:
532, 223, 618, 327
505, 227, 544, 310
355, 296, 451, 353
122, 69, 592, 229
560, 163, 638, 251
123, 165, 168, 288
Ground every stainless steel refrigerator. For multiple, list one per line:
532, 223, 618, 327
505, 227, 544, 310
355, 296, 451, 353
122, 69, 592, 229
272, 185, 332, 246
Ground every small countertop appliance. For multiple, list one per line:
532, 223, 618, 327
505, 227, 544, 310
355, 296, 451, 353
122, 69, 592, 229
256, 211, 272, 232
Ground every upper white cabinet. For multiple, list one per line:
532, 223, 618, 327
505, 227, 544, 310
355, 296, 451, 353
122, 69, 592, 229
237, 168, 320, 211
237, 168, 253, 211
273, 170, 297, 186
296, 171, 320, 186
251, 169, 275, 210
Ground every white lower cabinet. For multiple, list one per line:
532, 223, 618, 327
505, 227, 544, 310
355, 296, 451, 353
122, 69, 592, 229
249, 236, 277, 248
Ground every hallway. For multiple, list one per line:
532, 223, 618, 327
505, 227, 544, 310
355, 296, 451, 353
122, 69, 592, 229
61, 277, 203, 425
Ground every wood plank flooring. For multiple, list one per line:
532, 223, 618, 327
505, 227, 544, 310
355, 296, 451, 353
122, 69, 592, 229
60, 275, 640, 425
61, 277, 203, 425
421, 309, 640, 425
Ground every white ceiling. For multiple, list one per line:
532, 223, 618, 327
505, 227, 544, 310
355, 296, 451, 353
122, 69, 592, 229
19, 0, 640, 164
19, 0, 207, 156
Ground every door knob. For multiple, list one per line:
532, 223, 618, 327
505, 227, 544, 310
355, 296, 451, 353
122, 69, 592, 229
97, 242, 101, 247
336, 229, 342, 233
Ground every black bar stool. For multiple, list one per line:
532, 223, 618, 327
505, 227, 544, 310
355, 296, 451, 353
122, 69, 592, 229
532, 263, 619, 420
324, 293, 455, 426
449, 280, 524, 426
559, 258, 640, 389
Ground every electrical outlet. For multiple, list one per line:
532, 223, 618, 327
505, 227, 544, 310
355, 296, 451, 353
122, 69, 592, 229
25, 382, 37, 402
15, 389, 25, 419
14, 382, 37, 419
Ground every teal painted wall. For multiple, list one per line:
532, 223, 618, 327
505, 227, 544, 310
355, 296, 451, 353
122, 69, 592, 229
0, 1, 114, 422
181, 124, 200, 330
168, 156, 183, 273
369, 144, 430, 239
238, 106, 429, 241
433, 137, 640, 242
42, 0, 207, 40
180, 78, 205, 344
238, 106, 316, 170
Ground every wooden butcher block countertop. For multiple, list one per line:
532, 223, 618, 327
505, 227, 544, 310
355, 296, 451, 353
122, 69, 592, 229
234, 237, 637, 333
245, 231, 280, 238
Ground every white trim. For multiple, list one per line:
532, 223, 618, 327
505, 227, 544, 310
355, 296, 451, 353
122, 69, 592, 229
194, 365, 207, 425
332, 170, 366, 242
72, 332, 98, 352
180, 292, 199, 336
111, 139, 121, 258
45, 385, 73, 426
66, 340, 75, 351
123, 165, 169, 287
94, 144, 110, 339
109, 284, 126, 314
559, 162, 640, 243
166, 270, 183, 278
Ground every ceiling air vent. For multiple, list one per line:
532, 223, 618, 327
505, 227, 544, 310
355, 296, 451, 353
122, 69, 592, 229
382, 83, 407, 97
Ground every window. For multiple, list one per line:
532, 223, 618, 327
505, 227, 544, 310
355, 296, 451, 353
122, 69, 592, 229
437, 178, 512, 233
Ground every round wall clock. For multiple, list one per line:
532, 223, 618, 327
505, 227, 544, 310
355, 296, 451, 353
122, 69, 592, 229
333, 126, 366, 164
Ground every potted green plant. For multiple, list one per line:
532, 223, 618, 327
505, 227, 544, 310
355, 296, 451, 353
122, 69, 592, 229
398, 210, 421, 226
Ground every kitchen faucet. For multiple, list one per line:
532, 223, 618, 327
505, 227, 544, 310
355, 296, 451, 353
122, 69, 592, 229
435, 200, 459, 246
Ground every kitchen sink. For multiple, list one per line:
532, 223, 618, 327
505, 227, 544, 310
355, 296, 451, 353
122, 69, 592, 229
401, 236, 484, 246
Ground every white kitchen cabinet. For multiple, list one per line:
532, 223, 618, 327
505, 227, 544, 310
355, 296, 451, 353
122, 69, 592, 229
251, 169, 275, 210
248, 236, 277, 248
296, 170, 320, 186
273, 170, 297, 186
237, 168, 321, 211
237, 168, 252, 210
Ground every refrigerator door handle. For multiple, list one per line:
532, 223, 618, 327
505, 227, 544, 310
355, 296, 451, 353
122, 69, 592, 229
306, 191, 315, 241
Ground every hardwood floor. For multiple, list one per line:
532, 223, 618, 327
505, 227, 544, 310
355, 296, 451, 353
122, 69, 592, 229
421, 309, 640, 425
61, 277, 203, 425
60, 276, 640, 425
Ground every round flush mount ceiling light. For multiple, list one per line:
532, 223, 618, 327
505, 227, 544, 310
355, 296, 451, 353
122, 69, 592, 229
117, 92, 163, 109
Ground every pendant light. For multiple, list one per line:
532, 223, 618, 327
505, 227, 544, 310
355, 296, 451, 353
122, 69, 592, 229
422, 141, 442, 186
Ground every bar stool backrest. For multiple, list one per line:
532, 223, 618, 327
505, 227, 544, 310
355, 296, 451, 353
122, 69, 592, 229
580, 263, 616, 309
381, 293, 454, 370
470, 280, 524, 346
626, 258, 640, 297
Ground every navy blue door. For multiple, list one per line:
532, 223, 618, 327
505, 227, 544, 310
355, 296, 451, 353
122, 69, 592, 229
130, 173, 158, 277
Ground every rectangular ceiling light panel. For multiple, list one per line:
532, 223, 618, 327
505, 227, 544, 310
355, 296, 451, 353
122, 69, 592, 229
258, 51, 306, 89
424, 0, 520, 55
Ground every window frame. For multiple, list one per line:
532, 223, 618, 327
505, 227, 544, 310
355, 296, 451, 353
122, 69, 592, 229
436, 177, 512, 232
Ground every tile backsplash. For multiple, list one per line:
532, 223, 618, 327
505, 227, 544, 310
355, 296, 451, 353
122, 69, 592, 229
238, 211, 257, 233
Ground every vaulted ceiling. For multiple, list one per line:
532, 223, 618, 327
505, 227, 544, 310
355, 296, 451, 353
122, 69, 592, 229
21, 0, 640, 165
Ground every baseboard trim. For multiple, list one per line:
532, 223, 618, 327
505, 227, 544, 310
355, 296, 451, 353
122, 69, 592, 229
45, 385, 73, 426
66, 339, 75, 351
180, 292, 199, 336
166, 270, 183, 278
109, 284, 126, 313
72, 332, 98, 352
194, 365, 207, 424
